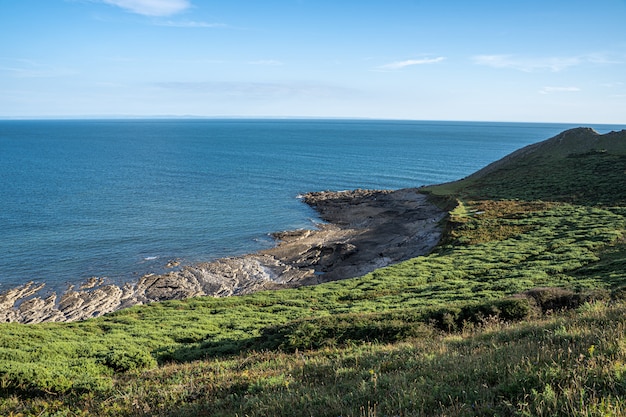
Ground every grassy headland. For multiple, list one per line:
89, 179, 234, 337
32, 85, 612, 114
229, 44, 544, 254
1, 127, 626, 416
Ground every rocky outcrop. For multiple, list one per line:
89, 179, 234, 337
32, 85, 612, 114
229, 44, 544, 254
0, 188, 447, 323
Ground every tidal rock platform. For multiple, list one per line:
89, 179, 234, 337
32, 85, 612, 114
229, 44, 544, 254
0, 188, 446, 323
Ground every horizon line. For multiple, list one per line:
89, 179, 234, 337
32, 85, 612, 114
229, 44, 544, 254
0, 115, 624, 126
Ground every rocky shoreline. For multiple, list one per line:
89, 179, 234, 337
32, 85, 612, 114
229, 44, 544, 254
0, 188, 447, 323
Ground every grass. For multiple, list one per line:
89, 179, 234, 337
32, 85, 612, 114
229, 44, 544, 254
4, 301, 626, 416
1, 127, 626, 415
424, 129, 626, 206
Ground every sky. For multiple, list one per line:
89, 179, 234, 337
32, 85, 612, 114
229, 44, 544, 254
1, 0, 625, 123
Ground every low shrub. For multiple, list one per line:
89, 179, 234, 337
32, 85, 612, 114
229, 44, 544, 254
258, 311, 433, 351
97, 347, 157, 373
523, 287, 611, 313
258, 297, 534, 351
422, 297, 533, 331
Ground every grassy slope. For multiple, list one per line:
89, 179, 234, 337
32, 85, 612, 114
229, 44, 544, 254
2, 127, 626, 416
424, 127, 626, 205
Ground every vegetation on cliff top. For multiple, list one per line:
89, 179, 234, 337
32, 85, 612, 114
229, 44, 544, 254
1, 127, 626, 416
424, 127, 626, 205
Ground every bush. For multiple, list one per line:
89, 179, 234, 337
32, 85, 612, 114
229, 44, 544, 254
423, 297, 533, 331
523, 287, 610, 313
258, 298, 533, 351
258, 311, 433, 351
97, 347, 157, 373
611, 285, 626, 301
0, 360, 112, 395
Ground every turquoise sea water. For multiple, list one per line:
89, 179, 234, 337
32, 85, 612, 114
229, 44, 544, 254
1, 119, 624, 292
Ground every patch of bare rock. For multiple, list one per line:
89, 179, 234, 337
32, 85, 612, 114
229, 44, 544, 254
0, 188, 447, 323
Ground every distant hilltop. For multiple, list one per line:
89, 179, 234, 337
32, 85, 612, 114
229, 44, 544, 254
424, 127, 626, 206
470, 127, 626, 179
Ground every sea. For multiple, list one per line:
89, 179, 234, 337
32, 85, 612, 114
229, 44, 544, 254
1, 119, 625, 293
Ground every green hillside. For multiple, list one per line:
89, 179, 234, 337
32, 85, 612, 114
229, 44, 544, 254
425, 127, 626, 205
2, 128, 626, 416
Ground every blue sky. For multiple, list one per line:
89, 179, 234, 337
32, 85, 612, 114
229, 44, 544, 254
1, 0, 625, 122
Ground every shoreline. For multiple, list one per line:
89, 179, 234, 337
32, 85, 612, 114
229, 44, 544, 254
0, 188, 447, 324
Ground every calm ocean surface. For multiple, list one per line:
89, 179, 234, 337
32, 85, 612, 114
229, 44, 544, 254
1, 119, 624, 292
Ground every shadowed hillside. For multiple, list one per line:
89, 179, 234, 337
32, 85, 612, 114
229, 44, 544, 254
425, 127, 626, 205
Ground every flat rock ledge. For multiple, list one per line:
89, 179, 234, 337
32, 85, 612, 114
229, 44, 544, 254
0, 188, 447, 323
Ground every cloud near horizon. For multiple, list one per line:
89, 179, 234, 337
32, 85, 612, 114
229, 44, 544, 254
101, 0, 191, 17
154, 81, 356, 98
472, 54, 598, 72
0, 59, 77, 78
378, 57, 446, 70
156, 20, 227, 28
539, 86, 581, 94
247, 60, 284, 66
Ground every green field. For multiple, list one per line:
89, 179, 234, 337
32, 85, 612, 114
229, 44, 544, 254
2, 127, 626, 416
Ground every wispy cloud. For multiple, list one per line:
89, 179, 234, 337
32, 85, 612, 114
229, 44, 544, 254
247, 60, 284, 66
584, 52, 623, 65
600, 81, 624, 88
101, 0, 191, 17
377, 57, 446, 70
472, 53, 616, 72
539, 86, 581, 95
154, 81, 354, 98
0, 59, 77, 78
156, 20, 228, 28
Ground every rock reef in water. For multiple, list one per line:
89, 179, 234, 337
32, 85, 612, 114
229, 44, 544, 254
0, 188, 446, 323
